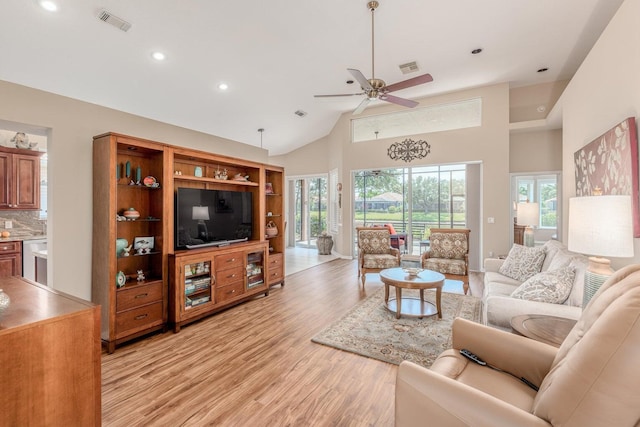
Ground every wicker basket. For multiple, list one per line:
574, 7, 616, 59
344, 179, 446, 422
266, 220, 278, 237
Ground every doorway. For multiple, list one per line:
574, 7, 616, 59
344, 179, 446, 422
288, 175, 328, 249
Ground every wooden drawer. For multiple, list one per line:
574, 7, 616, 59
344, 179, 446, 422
115, 301, 163, 339
215, 252, 243, 271
116, 281, 163, 312
0, 241, 21, 254
215, 281, 244, 303
215, 265, 244, 287
268, 266, 284, 284
268, 253, 283, 268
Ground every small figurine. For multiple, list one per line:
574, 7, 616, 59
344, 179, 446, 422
215, 167, 228, 180
122, 245, 132, 257
137, 269, 145, 282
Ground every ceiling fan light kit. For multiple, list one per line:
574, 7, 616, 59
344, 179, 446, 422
314, 0, 433, 115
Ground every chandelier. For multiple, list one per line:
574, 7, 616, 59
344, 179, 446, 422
387, 138, 431, 162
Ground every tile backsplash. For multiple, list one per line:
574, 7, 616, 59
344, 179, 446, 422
0, 211, 46, 236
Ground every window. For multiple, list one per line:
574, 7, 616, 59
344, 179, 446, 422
353, 164, 467, 253
515, 174, 558, 229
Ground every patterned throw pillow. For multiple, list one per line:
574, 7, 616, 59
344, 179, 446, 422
511, 266, 576, 304
498, 244, 546, 282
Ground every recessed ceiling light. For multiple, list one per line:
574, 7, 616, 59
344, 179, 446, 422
471, 48, 483, 55
537, 67, 549, 73
217, 83, 229, 91
536, 105, 546, 113
151, 52, 166, 61
38, 0, 58, 11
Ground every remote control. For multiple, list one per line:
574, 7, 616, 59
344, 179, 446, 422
460, 349, 487, 366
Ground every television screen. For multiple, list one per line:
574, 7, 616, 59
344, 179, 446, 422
175, 188, 253, 249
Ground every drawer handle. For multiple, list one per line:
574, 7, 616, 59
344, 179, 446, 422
134, 293, 148, 299
227, 273, 236, 278
0, 246, 9, 251
227, 258, 236, 263
134, 314, 148, 320
226, 289, 236, 295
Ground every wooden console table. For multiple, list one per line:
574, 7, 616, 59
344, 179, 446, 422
0, 277, 101, 426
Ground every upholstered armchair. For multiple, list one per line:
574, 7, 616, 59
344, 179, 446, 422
421, 228, 470, 294
356, 227, 401, 286
395, 264, 640, 427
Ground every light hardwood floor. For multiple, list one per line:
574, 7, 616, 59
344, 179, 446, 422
102, 259, 398, 426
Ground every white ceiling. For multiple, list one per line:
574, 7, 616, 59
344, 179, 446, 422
0, 0, 624, 155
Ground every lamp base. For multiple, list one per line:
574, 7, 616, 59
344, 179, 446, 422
523, 226, 535, 247
583, 257, 614, 307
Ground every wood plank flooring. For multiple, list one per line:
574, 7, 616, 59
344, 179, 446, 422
102, 259, 398, 426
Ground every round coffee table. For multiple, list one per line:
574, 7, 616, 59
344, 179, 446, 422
379, 268, 445, 319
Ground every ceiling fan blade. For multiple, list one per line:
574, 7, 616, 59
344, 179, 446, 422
348, 68, 373, 91
384, 73, 433, 93
380, 94, 419, 108
353, 98, 371, 115
314, 92, 364, 98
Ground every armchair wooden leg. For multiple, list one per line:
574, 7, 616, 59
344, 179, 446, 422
463, 281, 469, 295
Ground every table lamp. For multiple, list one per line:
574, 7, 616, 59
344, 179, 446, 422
192, 206, 210, 240
516, 202, 539, 247
568, 195, 634, 306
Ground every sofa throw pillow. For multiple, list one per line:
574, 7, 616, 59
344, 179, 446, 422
511, 266, 576, 304
498, 244, 546, 282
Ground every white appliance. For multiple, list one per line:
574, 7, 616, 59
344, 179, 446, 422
23, 239, 47, 284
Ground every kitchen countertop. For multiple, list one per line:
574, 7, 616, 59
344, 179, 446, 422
0, 234, 47, 242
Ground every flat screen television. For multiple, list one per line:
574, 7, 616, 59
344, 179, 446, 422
175, 187, 253, 250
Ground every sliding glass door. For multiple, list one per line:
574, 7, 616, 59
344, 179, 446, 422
354, 164, 467, 254
291, 176, 328, 248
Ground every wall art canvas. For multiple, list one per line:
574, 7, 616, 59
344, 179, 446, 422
574, 117, 639, 236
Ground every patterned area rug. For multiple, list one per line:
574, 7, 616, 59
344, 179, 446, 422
312, 288, 482, 368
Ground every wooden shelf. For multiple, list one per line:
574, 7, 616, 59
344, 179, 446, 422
174, 175, 260, 187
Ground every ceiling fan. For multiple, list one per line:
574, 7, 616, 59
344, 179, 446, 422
314, 1, 433, 115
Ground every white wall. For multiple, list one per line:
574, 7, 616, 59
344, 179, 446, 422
559, 0, 640, 268
0, 80, 268, 300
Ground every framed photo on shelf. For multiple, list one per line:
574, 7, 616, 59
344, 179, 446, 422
134, 236, 154, 254
265, 182, 274, 194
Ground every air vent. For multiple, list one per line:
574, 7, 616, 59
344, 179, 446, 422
399, 61, 419, 75
97, 9, 132, 32
294, 110, 307, 118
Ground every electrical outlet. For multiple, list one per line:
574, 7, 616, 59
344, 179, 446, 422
5, 221, 12, 229
487, 217, 495, 224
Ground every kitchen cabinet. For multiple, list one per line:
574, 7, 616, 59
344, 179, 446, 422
0, 146, 43, 210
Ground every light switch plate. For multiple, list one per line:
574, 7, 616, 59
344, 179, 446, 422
487, 217, 495, 224
5, 221, 12, 229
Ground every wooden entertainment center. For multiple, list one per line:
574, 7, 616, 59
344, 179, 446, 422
92, 133, 284, 352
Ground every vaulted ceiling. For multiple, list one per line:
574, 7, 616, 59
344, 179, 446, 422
0, 0, 624, 154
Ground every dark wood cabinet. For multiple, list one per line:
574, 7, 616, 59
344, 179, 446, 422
0, 240, 22, 277
0, 147, 43, 210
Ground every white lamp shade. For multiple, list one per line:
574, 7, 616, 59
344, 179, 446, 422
568, 195, 634, 258
192, 206, 210, 221
516, 202, 539, 226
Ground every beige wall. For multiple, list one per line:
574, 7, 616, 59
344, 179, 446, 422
273, 83, 513, 264
0, 80, 268, 300
510, 129, 562, 173
559, 0, 640, 268
509, 80, 569, 123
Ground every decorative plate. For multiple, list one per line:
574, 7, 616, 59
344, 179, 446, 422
143, 176, 157, 187
403, 268, 423, 277
116, 271, 126, 288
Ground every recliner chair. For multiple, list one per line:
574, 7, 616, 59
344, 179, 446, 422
395, 264, 640, 426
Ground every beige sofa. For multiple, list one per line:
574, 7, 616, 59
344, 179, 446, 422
482, 240, 588, 330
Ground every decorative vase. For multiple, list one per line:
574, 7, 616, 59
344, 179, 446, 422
123, 207, 140, 219
317, 234, 334, 255
0, 288, 10, 316
116, 238, 128, 257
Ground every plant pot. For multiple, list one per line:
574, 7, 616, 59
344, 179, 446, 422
317, 235, 333, 255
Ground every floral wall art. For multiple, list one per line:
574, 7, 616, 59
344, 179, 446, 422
574, 117, 639, 236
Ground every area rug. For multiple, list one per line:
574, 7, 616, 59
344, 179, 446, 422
311, 288, 482, 368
